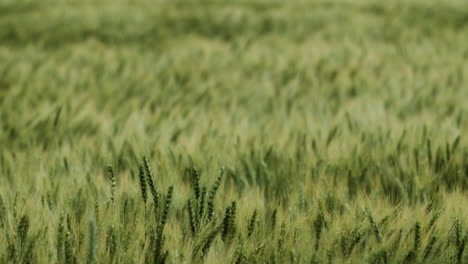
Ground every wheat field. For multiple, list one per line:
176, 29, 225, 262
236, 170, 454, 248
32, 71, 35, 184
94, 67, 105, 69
1, 0, 468, 263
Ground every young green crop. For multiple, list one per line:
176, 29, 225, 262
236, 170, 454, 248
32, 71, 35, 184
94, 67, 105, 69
1, 0, 468, 263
